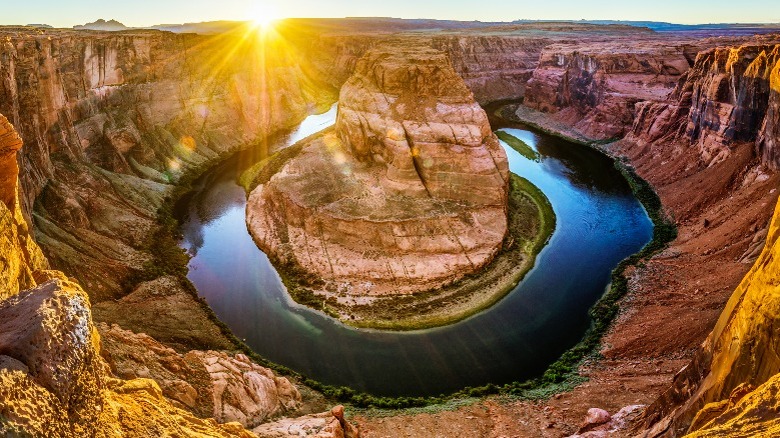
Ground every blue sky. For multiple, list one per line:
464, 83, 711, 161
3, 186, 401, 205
2, 0, 777, 28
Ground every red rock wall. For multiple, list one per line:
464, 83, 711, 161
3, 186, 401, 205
628, 41, 780, 169
523, 41, 696, 139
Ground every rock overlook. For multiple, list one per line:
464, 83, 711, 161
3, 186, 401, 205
246, 45, 510, 298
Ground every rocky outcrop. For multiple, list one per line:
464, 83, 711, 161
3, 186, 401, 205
639, 198, 780, 436
0, 275, 254, 437
683, 374, 780, 437
523, 40, 696, 139
628, 40, 780, 169
0, 114, 47, 300
99, 323, 302, 427
336, 45, 508, 205
0, 275, 104, 436
0, 114, 22, 209
0, 269, 357, 437
92, 276, 236, 351
254, 405, 359, 438
246, 44, 509, 297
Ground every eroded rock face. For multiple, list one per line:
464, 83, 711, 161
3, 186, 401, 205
336, 45, 509, 204
247, 45, 509, 296
253, 405, 359, 438
0, 114, 22, 209
0, 114, 48, 300
99, 323, 301, 427
0, 276, 104, 436
628, 40, 780, 169
0, 28, 329, 297
641, 198, 780, 436
0, 273, 354, 438
683, 374, 780, 437
193, 350, 302, 427
523, 41, 695, 139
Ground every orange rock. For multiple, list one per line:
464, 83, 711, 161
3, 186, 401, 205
247, 44, 509, 298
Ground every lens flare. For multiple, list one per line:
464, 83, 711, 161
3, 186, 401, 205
248, 2, 280, 28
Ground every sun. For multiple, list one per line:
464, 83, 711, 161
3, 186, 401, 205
248, 2, 280, 28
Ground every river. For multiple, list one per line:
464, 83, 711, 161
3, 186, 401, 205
176, 103, 653, 397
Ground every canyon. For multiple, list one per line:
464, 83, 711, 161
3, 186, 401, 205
1, 18, 780, 438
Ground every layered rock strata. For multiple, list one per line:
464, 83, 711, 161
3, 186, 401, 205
596, 39, 780, 437
0, 275, 253, 437
247, 45, 509, 296
639, 199, 780, 437
629, 41, 780, 169
0, 114, 47, 299
0, 27, 330, 298
98, 323, 302, 427
1, 115, 357, 437
523, 40, 698, 139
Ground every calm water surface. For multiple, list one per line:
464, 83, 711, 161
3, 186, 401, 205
177, 103, 653, 397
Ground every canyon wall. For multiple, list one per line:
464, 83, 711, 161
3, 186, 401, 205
0, 114, 357, 437
292, 33, 553, 105
523, 40, 699, 139
246, 44, 509, 297
641, 198, 780, 437
0, 113, 47, 300
290, 23, 653, 107
629, 41, 780, 170
0, 27, 331, 298
614, 40, 780, 437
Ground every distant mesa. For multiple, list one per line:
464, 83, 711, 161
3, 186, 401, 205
74, 19, 129, 31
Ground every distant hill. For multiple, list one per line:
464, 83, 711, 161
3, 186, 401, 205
63, 17, 780, 37
149, 21, 246, 34
517, 19, 780, 35
26, 24, 53, 28
74, 19, 128, 31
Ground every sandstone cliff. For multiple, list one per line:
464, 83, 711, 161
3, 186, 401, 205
247, 44, 509, 298
523, 40, 701, 139
0, 272, 257, 437
0, 114, 47, 299
606, 39, 780, 437
0, 272, 359, 437
1, 114, 358, 437
639, 198, 780, 437
0, 27, 331, 298
628, 40, 780, 170
286, 22, 654, 107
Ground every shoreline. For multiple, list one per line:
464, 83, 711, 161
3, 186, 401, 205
495, 102, 677, 388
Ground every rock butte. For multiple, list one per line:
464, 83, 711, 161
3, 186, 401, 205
247, 44, 510, 297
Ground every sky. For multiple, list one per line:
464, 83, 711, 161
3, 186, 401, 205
2, 0, 778, 28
